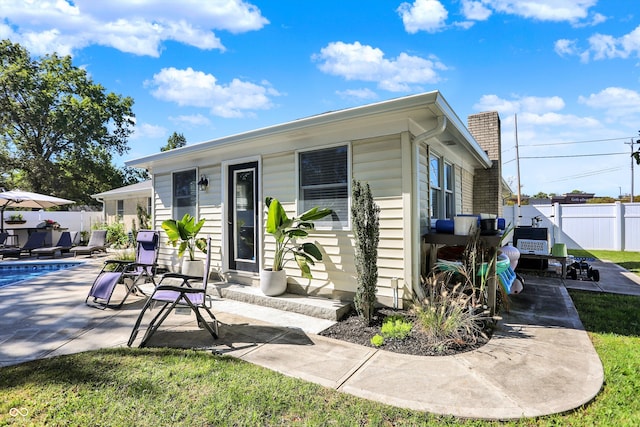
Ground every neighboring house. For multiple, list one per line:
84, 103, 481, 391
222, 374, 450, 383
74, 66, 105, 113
91, 180, 153, 231
126, 91, 503, 308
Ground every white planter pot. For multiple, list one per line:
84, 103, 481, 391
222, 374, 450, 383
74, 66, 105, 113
260, 269, 287, 296
182, 259, 204, 278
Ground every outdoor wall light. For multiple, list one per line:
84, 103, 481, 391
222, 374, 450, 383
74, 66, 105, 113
197, 174, 209, 191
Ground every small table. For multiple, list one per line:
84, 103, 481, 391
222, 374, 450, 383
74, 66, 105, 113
518, 253, 567, 279
422, 233, 502, 316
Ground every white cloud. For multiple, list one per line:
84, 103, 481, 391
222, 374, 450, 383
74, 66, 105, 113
461, 0, 492, 21
554, 39, 578, 56
474, 94, 565, 115
130, 122, 167, 140
482, 0, 597, 23
0, 0, 268, 56
146, 67, 280, 118
313, 41, 447, 92
336, 88, 379, 101
578, 87, 640, 122
169, 114, 212, 127
557, 25, 640, 62
398, 0, 601, 34
397, 0, 448, 34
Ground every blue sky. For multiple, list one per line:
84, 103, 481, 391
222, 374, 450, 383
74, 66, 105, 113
2, 0, 640, 198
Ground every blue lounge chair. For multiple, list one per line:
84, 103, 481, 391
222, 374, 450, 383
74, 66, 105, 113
128, 236, 218, 347
31, 231, 75, 258
85, 230, 160, 309
0, 232, 47, 259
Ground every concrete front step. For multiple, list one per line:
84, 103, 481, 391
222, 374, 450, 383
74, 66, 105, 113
214, 283, 352, 321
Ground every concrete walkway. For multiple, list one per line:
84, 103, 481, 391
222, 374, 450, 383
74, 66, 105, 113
1, 257, 638, 419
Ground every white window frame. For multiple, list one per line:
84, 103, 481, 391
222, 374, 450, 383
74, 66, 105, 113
116, 200, 124, 220
296, 142, 351, 231
429, 152, 456, 220
172, 168, 198, 220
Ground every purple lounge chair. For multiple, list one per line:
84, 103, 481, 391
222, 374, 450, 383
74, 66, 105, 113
128, 236, 218, 347
85, 230, 160, 309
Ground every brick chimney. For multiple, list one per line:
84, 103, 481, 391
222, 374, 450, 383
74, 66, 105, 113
468, 111, 503, 217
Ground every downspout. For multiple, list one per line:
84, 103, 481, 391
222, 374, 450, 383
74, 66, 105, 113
410, 115, 448, 301
415, 115, 447, 145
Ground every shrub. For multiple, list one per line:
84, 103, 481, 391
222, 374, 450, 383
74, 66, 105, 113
413, 271, 487, 345
352, 180, 380, 324
370, 334, 384, 347
380, 315, 413, 340
97, 221, 129, 249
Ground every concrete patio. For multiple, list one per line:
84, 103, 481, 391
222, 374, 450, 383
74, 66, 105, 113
1, 257, 638, 419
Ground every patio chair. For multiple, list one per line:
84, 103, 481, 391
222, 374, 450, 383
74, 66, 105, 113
71, 230, 107, 257
0, 232, 7, 247
0, 232, 47, 259
31, 231, 75, 259
85, 230, 160, 310
128, 236, 218, 347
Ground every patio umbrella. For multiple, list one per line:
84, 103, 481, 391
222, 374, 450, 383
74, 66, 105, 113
0, 189, 75, 232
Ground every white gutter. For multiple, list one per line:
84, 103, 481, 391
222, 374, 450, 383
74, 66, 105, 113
410, 115, 448, 302
414, 115, 447, 145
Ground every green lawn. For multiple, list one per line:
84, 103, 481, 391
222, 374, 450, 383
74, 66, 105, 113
1, 290, 639, 426
568, 249, 640, 276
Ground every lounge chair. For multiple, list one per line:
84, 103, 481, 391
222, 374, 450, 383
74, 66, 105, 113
85, 230, 160, 309
31, 231, 75, 259
71, 230, 107, 257
0, 232, 47, 259
128, 236, 218, 347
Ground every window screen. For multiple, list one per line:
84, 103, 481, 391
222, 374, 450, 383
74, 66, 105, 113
299, 145, 348, 227
173, 169, 197, 219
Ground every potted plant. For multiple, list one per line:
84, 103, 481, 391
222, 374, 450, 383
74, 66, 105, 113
6, 213, 26, 224
261, 197, 333, 296
161, 213, 207, 276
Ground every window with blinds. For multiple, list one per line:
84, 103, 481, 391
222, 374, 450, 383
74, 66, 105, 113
173, 169, 197, 219
298, 145, 349, 228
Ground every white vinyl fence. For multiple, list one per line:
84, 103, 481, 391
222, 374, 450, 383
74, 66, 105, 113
2, 210, 103, 246
502, 202, 640, 252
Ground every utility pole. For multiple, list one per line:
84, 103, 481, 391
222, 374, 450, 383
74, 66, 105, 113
626, 137, 636, 203
515, 114, 522, 207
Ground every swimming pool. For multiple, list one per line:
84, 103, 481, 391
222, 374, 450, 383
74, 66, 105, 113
0, 260, 82, 288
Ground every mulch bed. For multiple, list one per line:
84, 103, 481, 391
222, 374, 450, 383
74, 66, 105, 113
318, 307, 492, 357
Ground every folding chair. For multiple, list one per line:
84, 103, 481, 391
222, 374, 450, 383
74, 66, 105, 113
128, 236, 218, 347
85, 230, 160, 309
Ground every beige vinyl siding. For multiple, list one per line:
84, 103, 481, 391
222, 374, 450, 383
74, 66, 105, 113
460, 168, 474, 214
418, 142, 429, 234
455, 165, 464, 215
153, 166, 224, 273
352, 135, 405, 304
198, 164, 223, 272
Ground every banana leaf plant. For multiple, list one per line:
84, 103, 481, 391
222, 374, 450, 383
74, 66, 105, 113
161, 214, 207, 261
265, 197, 333, 279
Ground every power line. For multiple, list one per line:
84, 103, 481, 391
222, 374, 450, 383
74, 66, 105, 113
547, 166, 623, 183
519, 136, 634, 148
519, 152, 627, 160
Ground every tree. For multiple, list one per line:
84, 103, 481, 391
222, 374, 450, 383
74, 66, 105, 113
0, 40, 135, 206
161, 132, 187, 152
533, 191, 549, 199
352, 180, 380, 324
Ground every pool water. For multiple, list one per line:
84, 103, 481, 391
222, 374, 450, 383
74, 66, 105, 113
0, 261, 82, 288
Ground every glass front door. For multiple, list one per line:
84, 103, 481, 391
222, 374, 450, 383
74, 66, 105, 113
228, 162, 258, 272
